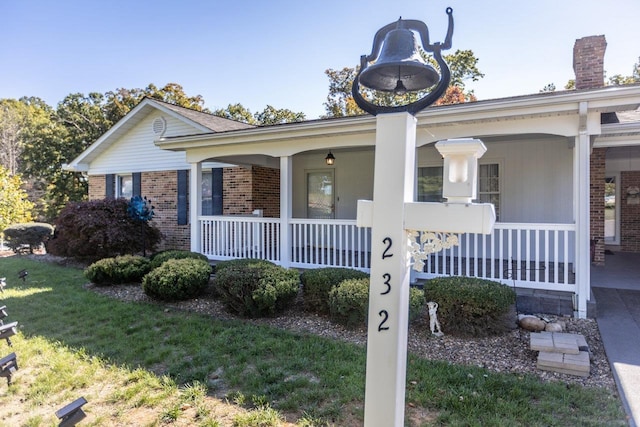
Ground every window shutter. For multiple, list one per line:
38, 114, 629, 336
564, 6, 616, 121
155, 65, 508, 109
177, 170, 188, 225
105, 174, 115, 198
212, 168, 223, 215
133, 172, 141, 197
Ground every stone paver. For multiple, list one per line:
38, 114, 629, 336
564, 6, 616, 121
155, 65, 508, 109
530, 332, 589, 377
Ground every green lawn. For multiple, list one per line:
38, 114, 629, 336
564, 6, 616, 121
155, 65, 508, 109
0, 256, 626, 426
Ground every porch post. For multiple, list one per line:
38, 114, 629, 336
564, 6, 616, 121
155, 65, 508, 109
574, 102, 590, 318
190, 162, 202, 253
280, 156, 292, 267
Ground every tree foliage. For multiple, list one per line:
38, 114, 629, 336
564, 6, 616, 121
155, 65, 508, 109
213, 103, 306, 125
323, 49, 484, 117
544, 56, 640, 92
0, 165, 33, 237
47, 198, 161, 261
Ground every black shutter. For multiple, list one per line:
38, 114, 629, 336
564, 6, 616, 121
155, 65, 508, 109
105, 174, 115, 198
212, 168, 223, 215
177, 170, 188, 225
133, 172, 141, 197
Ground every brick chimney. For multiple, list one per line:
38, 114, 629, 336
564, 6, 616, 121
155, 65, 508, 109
573, 35, 607, 89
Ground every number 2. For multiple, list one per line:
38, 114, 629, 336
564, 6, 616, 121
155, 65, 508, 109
378, 310, 390, 331
382, 237, 393, 259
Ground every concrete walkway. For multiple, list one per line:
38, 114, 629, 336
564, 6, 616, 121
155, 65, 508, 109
592, 252, 640, 427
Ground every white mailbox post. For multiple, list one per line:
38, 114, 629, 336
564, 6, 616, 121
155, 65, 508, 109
356, 117, 495, 426
348, 7, 494, 426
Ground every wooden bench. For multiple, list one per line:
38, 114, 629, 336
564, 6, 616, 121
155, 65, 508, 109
0, 322, 17, 347
0, 352, 17, 385
56, 396, 87, 427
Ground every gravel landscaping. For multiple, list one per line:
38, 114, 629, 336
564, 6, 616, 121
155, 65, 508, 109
85, 277, 617, 393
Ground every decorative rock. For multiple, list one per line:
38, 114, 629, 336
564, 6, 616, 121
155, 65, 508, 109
518, 315, 546, 332
545, 322, 564, 332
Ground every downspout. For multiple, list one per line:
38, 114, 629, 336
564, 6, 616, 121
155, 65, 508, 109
574, 101, 590, 318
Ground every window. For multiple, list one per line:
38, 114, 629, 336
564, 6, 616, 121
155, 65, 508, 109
477, 164, 500, 219
417, 163, 500, 219
417, 166, 444, 202
117, 174, 133, 199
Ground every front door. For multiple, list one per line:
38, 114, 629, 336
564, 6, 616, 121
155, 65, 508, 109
307, 170, 335, 219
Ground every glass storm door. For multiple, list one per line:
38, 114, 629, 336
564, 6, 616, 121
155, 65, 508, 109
307, 170, 335, 219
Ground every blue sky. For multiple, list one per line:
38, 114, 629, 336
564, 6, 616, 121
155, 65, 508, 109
1, 0, 637, 119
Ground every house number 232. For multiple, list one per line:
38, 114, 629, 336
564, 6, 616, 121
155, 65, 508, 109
378, 237, 393, 332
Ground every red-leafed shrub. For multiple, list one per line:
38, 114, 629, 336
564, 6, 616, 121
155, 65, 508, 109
46, 198, 162, 261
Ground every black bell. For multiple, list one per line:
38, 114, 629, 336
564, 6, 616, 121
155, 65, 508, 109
359, 25, 440, 94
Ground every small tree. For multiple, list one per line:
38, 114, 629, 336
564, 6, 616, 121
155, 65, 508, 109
0, 166, 33, 243
47, 198, 161, 261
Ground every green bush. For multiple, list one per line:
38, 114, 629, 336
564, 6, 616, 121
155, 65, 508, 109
424, 276, 516, 337
214, 258, 275, 273
142, 258, 212, 301
46, 198, 161, 261
214, 260, 299, 317
149, 249, 209, 270
85, 255, 151, 285
300, 267, 369, 314
3, 222, 54, 254
328, 278, 425, 328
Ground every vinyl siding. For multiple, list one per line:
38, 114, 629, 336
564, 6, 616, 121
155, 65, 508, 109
87, 112, 200, 175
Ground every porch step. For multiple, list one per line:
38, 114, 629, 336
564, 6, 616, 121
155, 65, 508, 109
530, 332, 591, 377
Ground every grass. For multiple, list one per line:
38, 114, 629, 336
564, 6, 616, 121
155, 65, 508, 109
0, 256, 627, 426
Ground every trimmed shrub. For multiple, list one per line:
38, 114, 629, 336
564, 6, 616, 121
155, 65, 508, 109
142, 258, 212, 301
214, 260, 299, 317
46, 198, 162, 261
300, 267, 369, 314
214, 258, 275, 273
424, 276, 516, 337
85, 255, 151, 285
328, 278, 425, 328
3, 222, 54, 254
149, 249, 209, 270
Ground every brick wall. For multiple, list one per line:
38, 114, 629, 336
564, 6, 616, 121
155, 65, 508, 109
590, 148, 606, 265
252, 166, 280, 217
88, 175, 106, 200
87, 172, 190, 251
142, 171, 190, 251
620, 171, 640, 252
223, 167, 254, 215
573, 35, 607, 90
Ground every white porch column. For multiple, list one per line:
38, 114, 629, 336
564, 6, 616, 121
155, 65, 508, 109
190, 162, 202, 253
280, 156, 292, 267
574, 102, 590, 318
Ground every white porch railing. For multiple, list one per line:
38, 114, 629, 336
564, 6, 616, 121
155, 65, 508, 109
200, 216, 280, 262
198, 217, 575, 291
416, 223, 576, 292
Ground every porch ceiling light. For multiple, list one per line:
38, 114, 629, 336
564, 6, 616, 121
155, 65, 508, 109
325, 151, 336, 165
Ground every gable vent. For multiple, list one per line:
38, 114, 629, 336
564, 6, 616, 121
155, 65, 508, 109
152, 117, 167, 136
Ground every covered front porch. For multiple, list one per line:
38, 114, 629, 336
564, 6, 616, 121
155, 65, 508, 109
154, 88, 640, 318
196, 215, 577, 293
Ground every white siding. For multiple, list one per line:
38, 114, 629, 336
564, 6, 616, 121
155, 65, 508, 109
88, 113, 200, 174
292, 149, 375, 219
417, 135, 574, 224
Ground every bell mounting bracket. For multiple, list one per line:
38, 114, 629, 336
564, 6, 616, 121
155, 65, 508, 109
352, 7, 454, 116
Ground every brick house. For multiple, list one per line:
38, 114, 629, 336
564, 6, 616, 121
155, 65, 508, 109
66, 35, 640, 318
